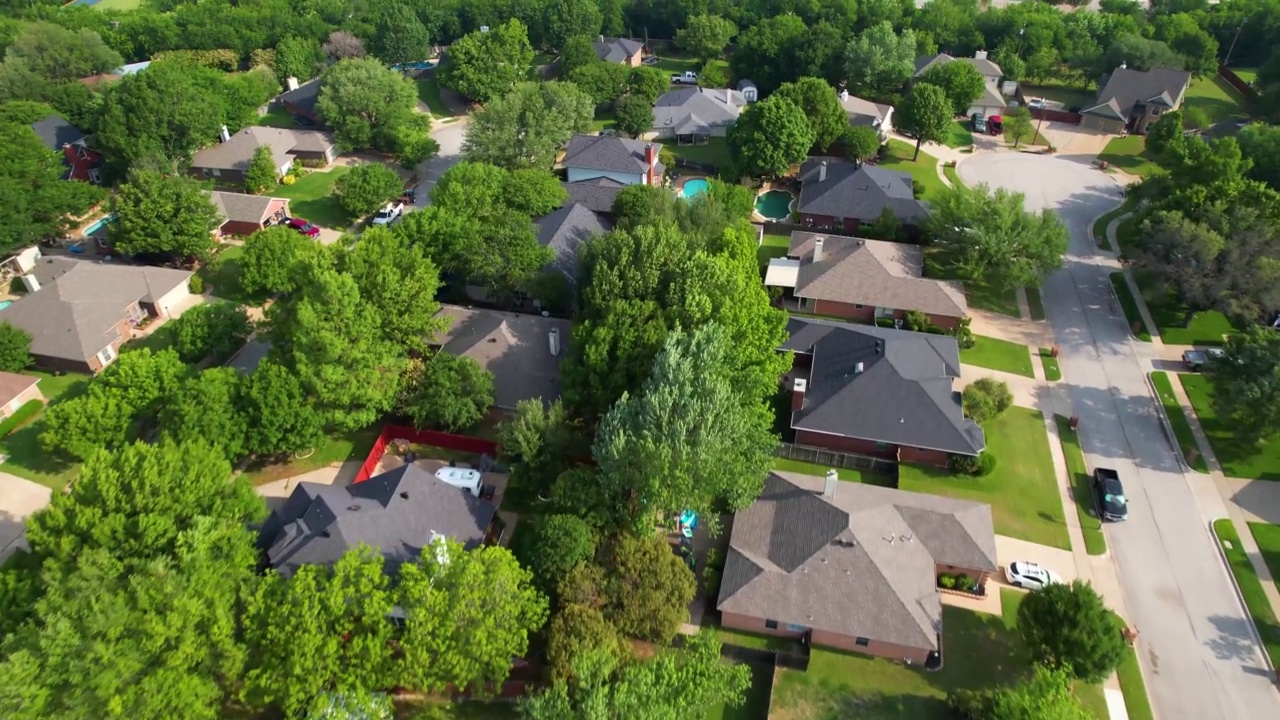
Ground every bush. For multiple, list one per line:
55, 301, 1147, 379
977, 451, 998, 476
949, 453, 981, 475
955, 574, 972, 589
963, 377, 1013, 423
697, 61, 729, 88
875, 317, 897, 328
188, 274, 205, 294
938, 573, 956, 589
950, 316, 975, 349
0, 323, 33, 373
911, 179, 925, 198
171, 303, 253, 364
0, 399, 43, 438
904, 310, 931, 332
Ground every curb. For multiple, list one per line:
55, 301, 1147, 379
1208, 519, 1279, 683
1142, 372, 1188, 472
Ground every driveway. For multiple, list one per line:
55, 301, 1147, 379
0, 472, 51, 563
960, 152, 1280, 720
412, 118, 467, 210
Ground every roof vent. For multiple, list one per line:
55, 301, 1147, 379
854, 362, 864, 374
400, 491, 409, 499
883, 535, 895, 545
900, 534, 914, 542
487, 337, 498, 342
347, 504, 361, 511
320, 530, 331, 538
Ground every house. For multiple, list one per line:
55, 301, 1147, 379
256, 463, 497, 577
914, 51, 1006, 117
534, 202, 611, 281
278, 76, 321, 124
796, 158, 928, 232
431, 306, 571, 410
652, 86, 746, 143
781, 316, 985, 466
209, 191, 290, 238
560, 135, 664, 186
1080, 66, 1192, 135
0, 372, 43, 420
838, 90, 893, 139
717, 470, 998, 664
562, 178, 628, 214
765, 232, 967, 329
593, 36, 645, 66
190, 126, 337, 185
737, 79, 759, 103
31, 114, 103, 184
1, 257, 192, 373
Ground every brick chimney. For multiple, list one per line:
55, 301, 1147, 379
813, 236, 825, 263
792, 378, 807, 410
645, 143, 658, 185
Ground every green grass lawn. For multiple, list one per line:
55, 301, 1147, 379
1097, 135, 1163, 178
1091, 198, 1136, 249
1055, 415, 1107, 556
881, 139, 947, 202
1108, 613, 1155, 720
591, 108, 616, 132
1115, 215, 1140, 253
771, 589, 1103, 719
1141, 292, 1233, 346
900, 407, 1070, 549
0, 372, 93, 491
943, 163, 960, 187
648, 54, 702, 76
1004, 126, 1049, 147
198, 245, 264, 306
1149, 372, 1209, 473
1251, 522, 1280, 587
1183, 75, 1250, 125
1109, 273, 1151, 342
1232, 67, 1258, 84
271, 166, 352, 230
255, 107, 296, 128
1020, 83, 1096, 111
1038, 348, 1061, 381
960, 335, 1035, 378
771, 457, 895, 487
944, 120, 974, 148
1213, 519, 1280, 668
242, 425, 380, 485
757, 231, 790, 268
1181, 373, 1280, 480
704, 658, 771, 720
416, 76, 454, 117
963, 277, 1020, 317
91, 0, 143, 9
661, 137, 735, 171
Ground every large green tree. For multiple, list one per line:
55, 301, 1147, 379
397, 353, 494, 431
613, 93, 655, 138
774, 76, 849, 151
0, 121, 103, 256
920, 62, 986, 116
462, 81, 594, 170
244, 145, 278, 194
273, 35, 326, 85
372, 3, 432, 65
726, 94, 815, 178
843, 21, 917, 101
334, 162, 404, 218
240, 226, 324, 297
336, 227, 443, 351
440, 20, 535, 103
315, 58, 422, 154
1208, 327, 1280, 445
544, 604, 627, 681
498, 399, 585, 500
111, 169, 221, 261
240, 358, 326, 458
0, 322, 31, 373
1017, 580, 1126, 683
541, 0, 603, 51
896, 82, 952, 160
517, 514, 598, 594
3, 22, 123, 83
170, 302, 253, 364
676, 15, 737, 64
948, 664, 1092, 720
159, 368, 247, 462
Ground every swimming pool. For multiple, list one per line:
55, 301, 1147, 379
681, 178, 709, 199
754, 189, 795, 221
0, 301, 12, 311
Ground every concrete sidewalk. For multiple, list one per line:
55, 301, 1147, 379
0, 471, 52, 563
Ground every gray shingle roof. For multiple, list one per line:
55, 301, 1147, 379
4, 258, 191, 363
718, 471, 997, 650
209, 191, 287, 224
535, 203, 611, 280
797, 158, 927, 224
258, 464, 496, 577
787, 232, 967, 318
974, 84, 1007, 110
191, 127, 335, 173
1083, 66, 1191, 120
782, 317, 985, 455
593, 37, 644, 63
431, 306, 571, 409
841, 95, 892, 126
914, 53, 1003, 79
278, 77, 321, 112
652, 86, 745, 135
29, 114, 85, 151
562, 178, 627, 214
562, 135, 665, 177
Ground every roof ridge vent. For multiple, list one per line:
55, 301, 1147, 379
347, 504, 361, 511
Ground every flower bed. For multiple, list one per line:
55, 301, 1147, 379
937, 572, 986, 597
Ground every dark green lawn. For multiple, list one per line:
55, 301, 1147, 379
1109, 613, 1155, 720
271, 166, 353, 230
242, 425, 380, 485
1097, 135, 1162, 178
881, 140, 947, 202
1149, 372, 1209, 473
1181, 373, 1280, 480
771, 457, 895, 487
198, 245, 264, 306
255, 107, 296, 128
1214, 519, 1280, 669
0, 371, 92, 490
944, 120, 974, 148
959, 335, 1035, 378
660, 138, 734, 172
1109, 273, 1151, 342
1141, 291, 1233, 346
703, 658, 771, 720
416, 76, 455, 117
757, 231, 790, 268
1055, 415, 1107, 556
1182, 75, 1250, 125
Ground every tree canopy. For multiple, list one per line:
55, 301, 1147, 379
1208, 327, 1280, 446
110, 169, 221, 262
397, 353, 494, 431
1017, 580, 1126, 683
843, 21, 916, 101
462, 81, 594, 170
0, 121, 103, 256
316, 57, 425, 157
773, 77, 849, 152
921, 61, 986, 116
896, 82, 952, 161
371, 3, 431, 65
726, 94, 815, 178
676, 15, 737, 63
440, 20, 535, 103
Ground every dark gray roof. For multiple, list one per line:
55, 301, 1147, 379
431, 306, 571, 409
593, 37, 644, 63
782, 317, 985, 455
797, 158, 927, 224
209, 191, 287, 224
225, 339, 271, 375
258, 464, 496, 577
1083, 67, 1191, 120
30, 114, 85, 150
278, 77, 321, 112
914, 53, 1003, 79
562, 178, 627, 214
718, 471, 998, 650
562, 135, 664, 177
652, 86, 745, 135
841, 95, 892, 126
535, 203, 611, 280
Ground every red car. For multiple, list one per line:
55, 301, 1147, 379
286, 217, 320, 238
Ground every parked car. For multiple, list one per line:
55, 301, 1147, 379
971, 113, 987, 133
1092, 468, 1129, 522
1182, 347, 1226, 371
671, 71, 698, 85
987, 114, 1003, 134
371, 201, 405, 226
1005, 561, 1062, 590
286, 217, 320, 238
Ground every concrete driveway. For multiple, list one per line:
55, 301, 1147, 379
995, 535, 1079, 587
412, 118, 467, 210
960, 152, 1280, 720
0, 472, 51, 563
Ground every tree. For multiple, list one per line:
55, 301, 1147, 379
160, 368, 247, 462
398, 353, 494, 431
559, 35, 599, 77
3, 22, 123, 83
774, 77, 849, 151
844, 22, 917, 101
274, 35, 325, 84
373, 3, 432, 65
568, 61, 630, 105
1097, 33, 1182, 77
1017, 580, 1126, 683
0, 122, 104, 255
627, 66, 670, 105
240, 358, 325, 457
727, 94, 815, 177
111, 170, 221, 261
335, 163, 404, 218
842, 124, 883, 164
920, 61, 985, 116
240, 226, 323, 297
498, 399, 584, 500
896, 82, 952, 160
441, 20, 535, 103
1237, 123, 1280, 191
1153, 12, 1219, 75
545, 604, 626, 681
0, 322, 31, 373
728, 14, 810, 95
463, 81, 594, 169
599, 533, 696, 643
926, 183, 1069, 290
948, 664, 1091, 720
1005, 106, 1035, 148
1145, 110, 1184, 159
676, 15, 737, 64
323, 31, 366, 61
337, 227, 444, 351
963, 377, 1013, 423
613, 93, 655, 138
316, 58, 421, 153
170, 302, 252, 364
396, 541, 549, 693
542, 0, 603, 51
519, 515, 597, 593
1208, 327, 1280, 445
244, 145, 279, 194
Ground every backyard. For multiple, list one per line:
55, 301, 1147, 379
1180, 373, 1280, 480
1214, 520, 1280, 668
255, 107, 296, 129
1055, 415, 1107, 556
1182, 75, 1251, 125
242, 425, 381, 485
198, 244, 259, 305
660, 138, 734, 172
959, 335, 1035, 378
0, 372, 92, 491
879, 140, 947, 202
757, 231, 790, 268
899, 407, 1070, 550
1020, 82, 1096, 111
416, 75, 455, 117
270, 165, 353, 230
772, 457, 894, 487
1149, 372, 1208, 472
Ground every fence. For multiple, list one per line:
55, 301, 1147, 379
774, 442, 900, 479
1219, 64, 1259, 102
1029, 107, 1082, 124
673, 157, 717, 174
353, 424, 501, 483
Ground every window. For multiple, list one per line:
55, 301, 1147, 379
855, 637, 870, 647
97, 345, 117, 366
854, 304, 864, 309
765, 619, 779, 630
786, 623, 808, 632
87, 168, 101, 185
209, 168, 221, 177
1151, 108, 1162, 116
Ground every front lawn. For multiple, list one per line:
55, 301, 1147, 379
1109, 273, 1151, 342
1055, 415, 1107, 556
964, 277, 1020, 317
0, 372, 93, 491
944, 120, 974, 148
648, 54, 702, 76
659, 138, 734, 172
1182, 75, 1250, 125
271, 165, 353, 230
757, 231, 790, 268
899, 407, 1071, 550
880, 139, 947, 202
1251, 522, 1280, 589
199, 245, 263, 306
1097, 135, 1162, 178
1149, 372, 1208, 473
1213, 519, 1280, 668
242, 425, 380, 485
1141, 292, 1233, 346
1180, 373, 1280, 480
416, 76, 455, 117
959, 335, 1035, 378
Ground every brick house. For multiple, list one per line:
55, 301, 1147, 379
1080, 66, 1191, 135
190, 126, 337, 185
209, 191, 291, 239
31, 115, 103, 184
796, 159, 927, 234
780, 317, 984, 467
718, 470, 998, 665
593, 36, 644, 66
764, 232, 967, 330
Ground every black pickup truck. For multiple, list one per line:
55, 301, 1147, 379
1092, 468, 1129, 522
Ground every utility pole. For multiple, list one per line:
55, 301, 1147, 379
1225, 19, 1246, 68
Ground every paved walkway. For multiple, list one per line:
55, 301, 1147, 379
969, 308, 1055, 347
0, 471, 52, 563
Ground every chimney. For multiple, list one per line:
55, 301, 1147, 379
1120, 61, 1127, 70
854, 361, 865, 374
823, 469, 838, 499
549, 327, 560, 356
219, 125, 231, 143
20, 274, 39, 293
791, 377, 807, 411
974, 50, 988, 61
285, 76, 300, 91
839, 88, 849, 102
725, 87, 730, 104
818, 160, 827, 183
646, 143, 658, 185
813, 237, 824, 263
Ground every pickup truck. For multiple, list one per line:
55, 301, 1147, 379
1182, 347, 1226, 371
671, 71, 698, 85
1092, 468, 1129, 522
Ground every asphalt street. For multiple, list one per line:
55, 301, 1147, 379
960, 153, 1280, 720
413, 118, 467, 208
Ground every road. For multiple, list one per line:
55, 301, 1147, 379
960, 153, 1280, 720
413, 118, 467, 209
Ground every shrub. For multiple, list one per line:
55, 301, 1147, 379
904, 310, 931, 332
188, 274, 205, 294
938, 573, 956, 589
950, 316, 975, 349
171, 303, 253, 364
0, 323, 33, 373
977, 451, 998, 476
697, 61, 729, 88
875, 317, 897, 328
0, 399, 43, 438
963, 377, 1013, 423
955, 574, 972, 589
911, 179, 925, 198
949, 453, 982, 475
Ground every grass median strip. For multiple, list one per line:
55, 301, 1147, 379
1109, 613, 1155, 720
1055, 415, 1107, 556
1213, 519, 1280, 668
1149, 372, 1208, 472
1038, 348, 1061, 381
961, 335, 1035, 378
1109, 273, 1152, 342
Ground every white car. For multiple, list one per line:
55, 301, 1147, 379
371, 201, 405, 226
1005, 561, 1062, 590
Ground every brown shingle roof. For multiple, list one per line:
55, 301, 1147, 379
430, 306, 571, 409
0, 371, 39, 406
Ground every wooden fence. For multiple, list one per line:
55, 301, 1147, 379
1219, 64, 1259, 102
1029, 107, 1083, 124
354, 424, 501, 483
774, 442, 900, 480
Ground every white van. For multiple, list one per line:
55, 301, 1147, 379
434, 467, 482, 496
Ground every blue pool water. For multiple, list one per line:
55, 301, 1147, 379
0, 301, 13, 311
681, 178, 709, 199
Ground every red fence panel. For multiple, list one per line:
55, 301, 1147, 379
1219, 65, 1259, 102
1030, 107, 1082, 124
352, 424, 501, 483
